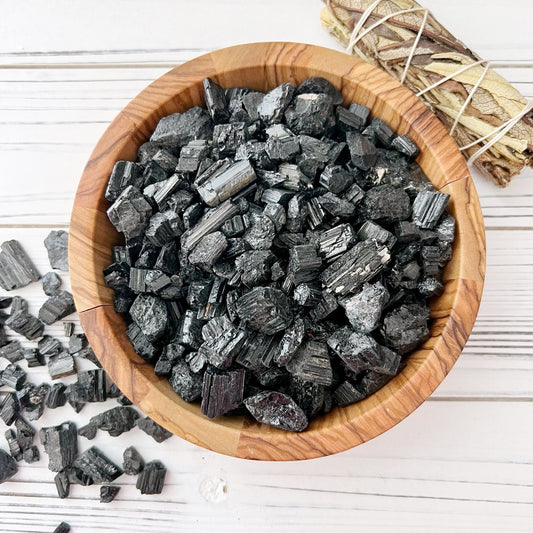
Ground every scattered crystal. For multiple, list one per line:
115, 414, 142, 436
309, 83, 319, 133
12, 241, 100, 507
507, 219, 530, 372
38, 290, 75, 325
100, 484, 121, 503
123, 446, 144, 475
54, 471, 70, 499
72, 446, 122, 484
46, 383, 67, 409
136, 460, 166, 495
0, 449, 17, 484
40, 421, 78, 472
24, 348, 45, 367
0, 239, 40, 291
0, 393, 19, 425
42, 271, 62, 296
5, 428, 22, 461
22, 445, 39, 464
0, 340, 24, 363
136, 417, 172, 443
1, 363, 26, 390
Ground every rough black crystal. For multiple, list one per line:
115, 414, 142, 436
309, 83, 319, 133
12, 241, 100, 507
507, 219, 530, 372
136, 460, 166, 494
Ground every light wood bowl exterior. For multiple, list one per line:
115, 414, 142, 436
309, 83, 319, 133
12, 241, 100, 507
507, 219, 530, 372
69, 42, 486, 461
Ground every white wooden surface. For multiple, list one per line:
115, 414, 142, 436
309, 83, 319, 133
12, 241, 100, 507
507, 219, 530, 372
1, 1, 533, 531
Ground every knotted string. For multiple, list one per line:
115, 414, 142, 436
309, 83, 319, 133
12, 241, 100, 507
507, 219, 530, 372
328, 0, 532, 166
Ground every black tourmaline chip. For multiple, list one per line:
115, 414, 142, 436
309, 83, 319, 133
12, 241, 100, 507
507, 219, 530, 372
340, 282, 389, 333
40, 421, 78, 472
22, 445, 40, 464
54, 471, 70, 499
346, 131, 378, 170
66, 369, 107, 404
321, 240, 391, 296
201, 369, 246, 418
42, 271, 62, 296
136, 417, 173, 443
5, 296, 44, 340
381, 303, 431, 354
0, 393, 20, 426
24, 348, 45, 367
0, 449, 17, 484
0, 240, 41, 291
362, 185, 411, 222
46, 383, 67, 409
5, 428, 22, 460
72, 446, 122, 484
1, 364, 26, 390
286, 340, 333, 386
123, 446, 144, 476
38, 290, 76, 325
136, 460, 166, 494
80, 406, 140, 439
53, 522, 71, 533
169, 359, 203, 402
0, 340, 24, 363
15, 417, 34, 451
244, 391, 308, 432
100, 484, 121, 503
236, 287, 293, 334
203, 78, 229, 123
411, 190, 450, 229
44, 230, 69, 271
257, 83, 295, 125
102, 77, 455, 430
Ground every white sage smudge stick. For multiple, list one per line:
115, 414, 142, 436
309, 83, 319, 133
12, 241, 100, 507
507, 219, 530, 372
321, 0, 533, 187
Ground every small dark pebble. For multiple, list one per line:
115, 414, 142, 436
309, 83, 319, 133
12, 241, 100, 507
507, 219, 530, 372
100, 484, 121, 503
136, 460, 166, 495
53, 521, 71, 533
136, 417, 173, 443
123, 446, 144, 475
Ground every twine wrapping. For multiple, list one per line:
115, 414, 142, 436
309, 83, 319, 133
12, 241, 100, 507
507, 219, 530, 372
321, 0, 533, 186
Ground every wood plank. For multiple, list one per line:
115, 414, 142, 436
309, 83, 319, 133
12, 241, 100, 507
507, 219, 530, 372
1, 401, 533, 532
0, 0, 531, 57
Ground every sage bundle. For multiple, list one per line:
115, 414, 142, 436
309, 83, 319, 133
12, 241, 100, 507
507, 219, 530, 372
321, 0, 533, 187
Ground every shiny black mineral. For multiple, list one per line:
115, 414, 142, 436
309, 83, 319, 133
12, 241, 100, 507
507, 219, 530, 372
104, 76, 455, 431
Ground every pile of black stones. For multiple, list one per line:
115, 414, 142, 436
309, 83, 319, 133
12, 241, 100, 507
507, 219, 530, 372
0, 232, 168, 510
104, 77, 455, 432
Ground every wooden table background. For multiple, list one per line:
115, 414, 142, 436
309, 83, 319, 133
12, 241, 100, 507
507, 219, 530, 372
1, 1, 532, 531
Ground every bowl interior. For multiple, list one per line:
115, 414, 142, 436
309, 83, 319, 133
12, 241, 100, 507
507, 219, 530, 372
70, 42, 485, 460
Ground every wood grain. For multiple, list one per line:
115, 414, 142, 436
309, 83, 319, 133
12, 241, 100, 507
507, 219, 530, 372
69, 42, 485, 460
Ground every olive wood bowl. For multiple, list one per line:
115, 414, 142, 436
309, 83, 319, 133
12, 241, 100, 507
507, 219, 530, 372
69, 42, 486, 461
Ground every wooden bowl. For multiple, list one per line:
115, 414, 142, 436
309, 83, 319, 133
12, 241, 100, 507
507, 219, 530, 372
69, 42, 486, 460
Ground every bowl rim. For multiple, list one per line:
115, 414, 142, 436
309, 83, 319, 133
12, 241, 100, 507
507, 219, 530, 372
69, 42, 486, 461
